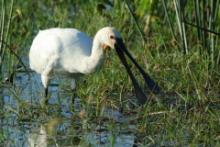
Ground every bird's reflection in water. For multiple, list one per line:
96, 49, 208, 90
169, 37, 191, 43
28, 117, 62, 147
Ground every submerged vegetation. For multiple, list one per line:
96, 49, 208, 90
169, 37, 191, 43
0, 0, 220, 146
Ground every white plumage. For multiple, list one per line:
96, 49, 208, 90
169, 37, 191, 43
29, 27, 121, 90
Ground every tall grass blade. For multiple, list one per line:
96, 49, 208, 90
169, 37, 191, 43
162, 0, 177, 41
194, 0, 202, 41
0, 0, 6, 82
4, 0, 13, 49
0, 0, 5, 56
209, 0, 220, 69
173, 0, 188, 54
124, 0, 146, 44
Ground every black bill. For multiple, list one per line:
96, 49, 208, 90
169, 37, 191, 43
115, 38, 161, 104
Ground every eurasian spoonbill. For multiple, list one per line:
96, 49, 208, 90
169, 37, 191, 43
29, 27, 160, 104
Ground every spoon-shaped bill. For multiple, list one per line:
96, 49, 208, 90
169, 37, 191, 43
115, 41, 148, 104
115, 38, 161, 94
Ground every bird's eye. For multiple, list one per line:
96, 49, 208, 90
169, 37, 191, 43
110, 35, 115, 39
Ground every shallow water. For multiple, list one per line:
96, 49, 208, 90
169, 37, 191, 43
0, 71, 135, 147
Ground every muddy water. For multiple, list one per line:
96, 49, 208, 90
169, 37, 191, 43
0, 71, 135, 147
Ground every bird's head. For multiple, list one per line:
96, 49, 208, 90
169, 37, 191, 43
97, 27, 122, 52
96, 27, 160, 104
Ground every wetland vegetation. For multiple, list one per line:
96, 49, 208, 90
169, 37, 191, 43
0, 0, 220, 146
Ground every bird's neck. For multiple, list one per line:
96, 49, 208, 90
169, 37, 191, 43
84, 34, 104, 74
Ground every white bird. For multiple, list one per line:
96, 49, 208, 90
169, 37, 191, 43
29, 27, 120, 95
29, 26, 160, 104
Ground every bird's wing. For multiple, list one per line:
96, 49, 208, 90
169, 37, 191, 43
54, 28, 93, 73
57, 28, 92, 57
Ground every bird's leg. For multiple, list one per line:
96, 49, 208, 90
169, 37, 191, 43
71, 90, 77, 112
70, 79, 76, 90
45, 87, 48, 97
41, 55, 58, 105
70, 79, 79, 111
71, 79, 77, 104
44, 87, 49, 104
41, 74, 50, 105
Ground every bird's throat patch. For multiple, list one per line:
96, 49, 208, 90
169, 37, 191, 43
102, 44, 110, 53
